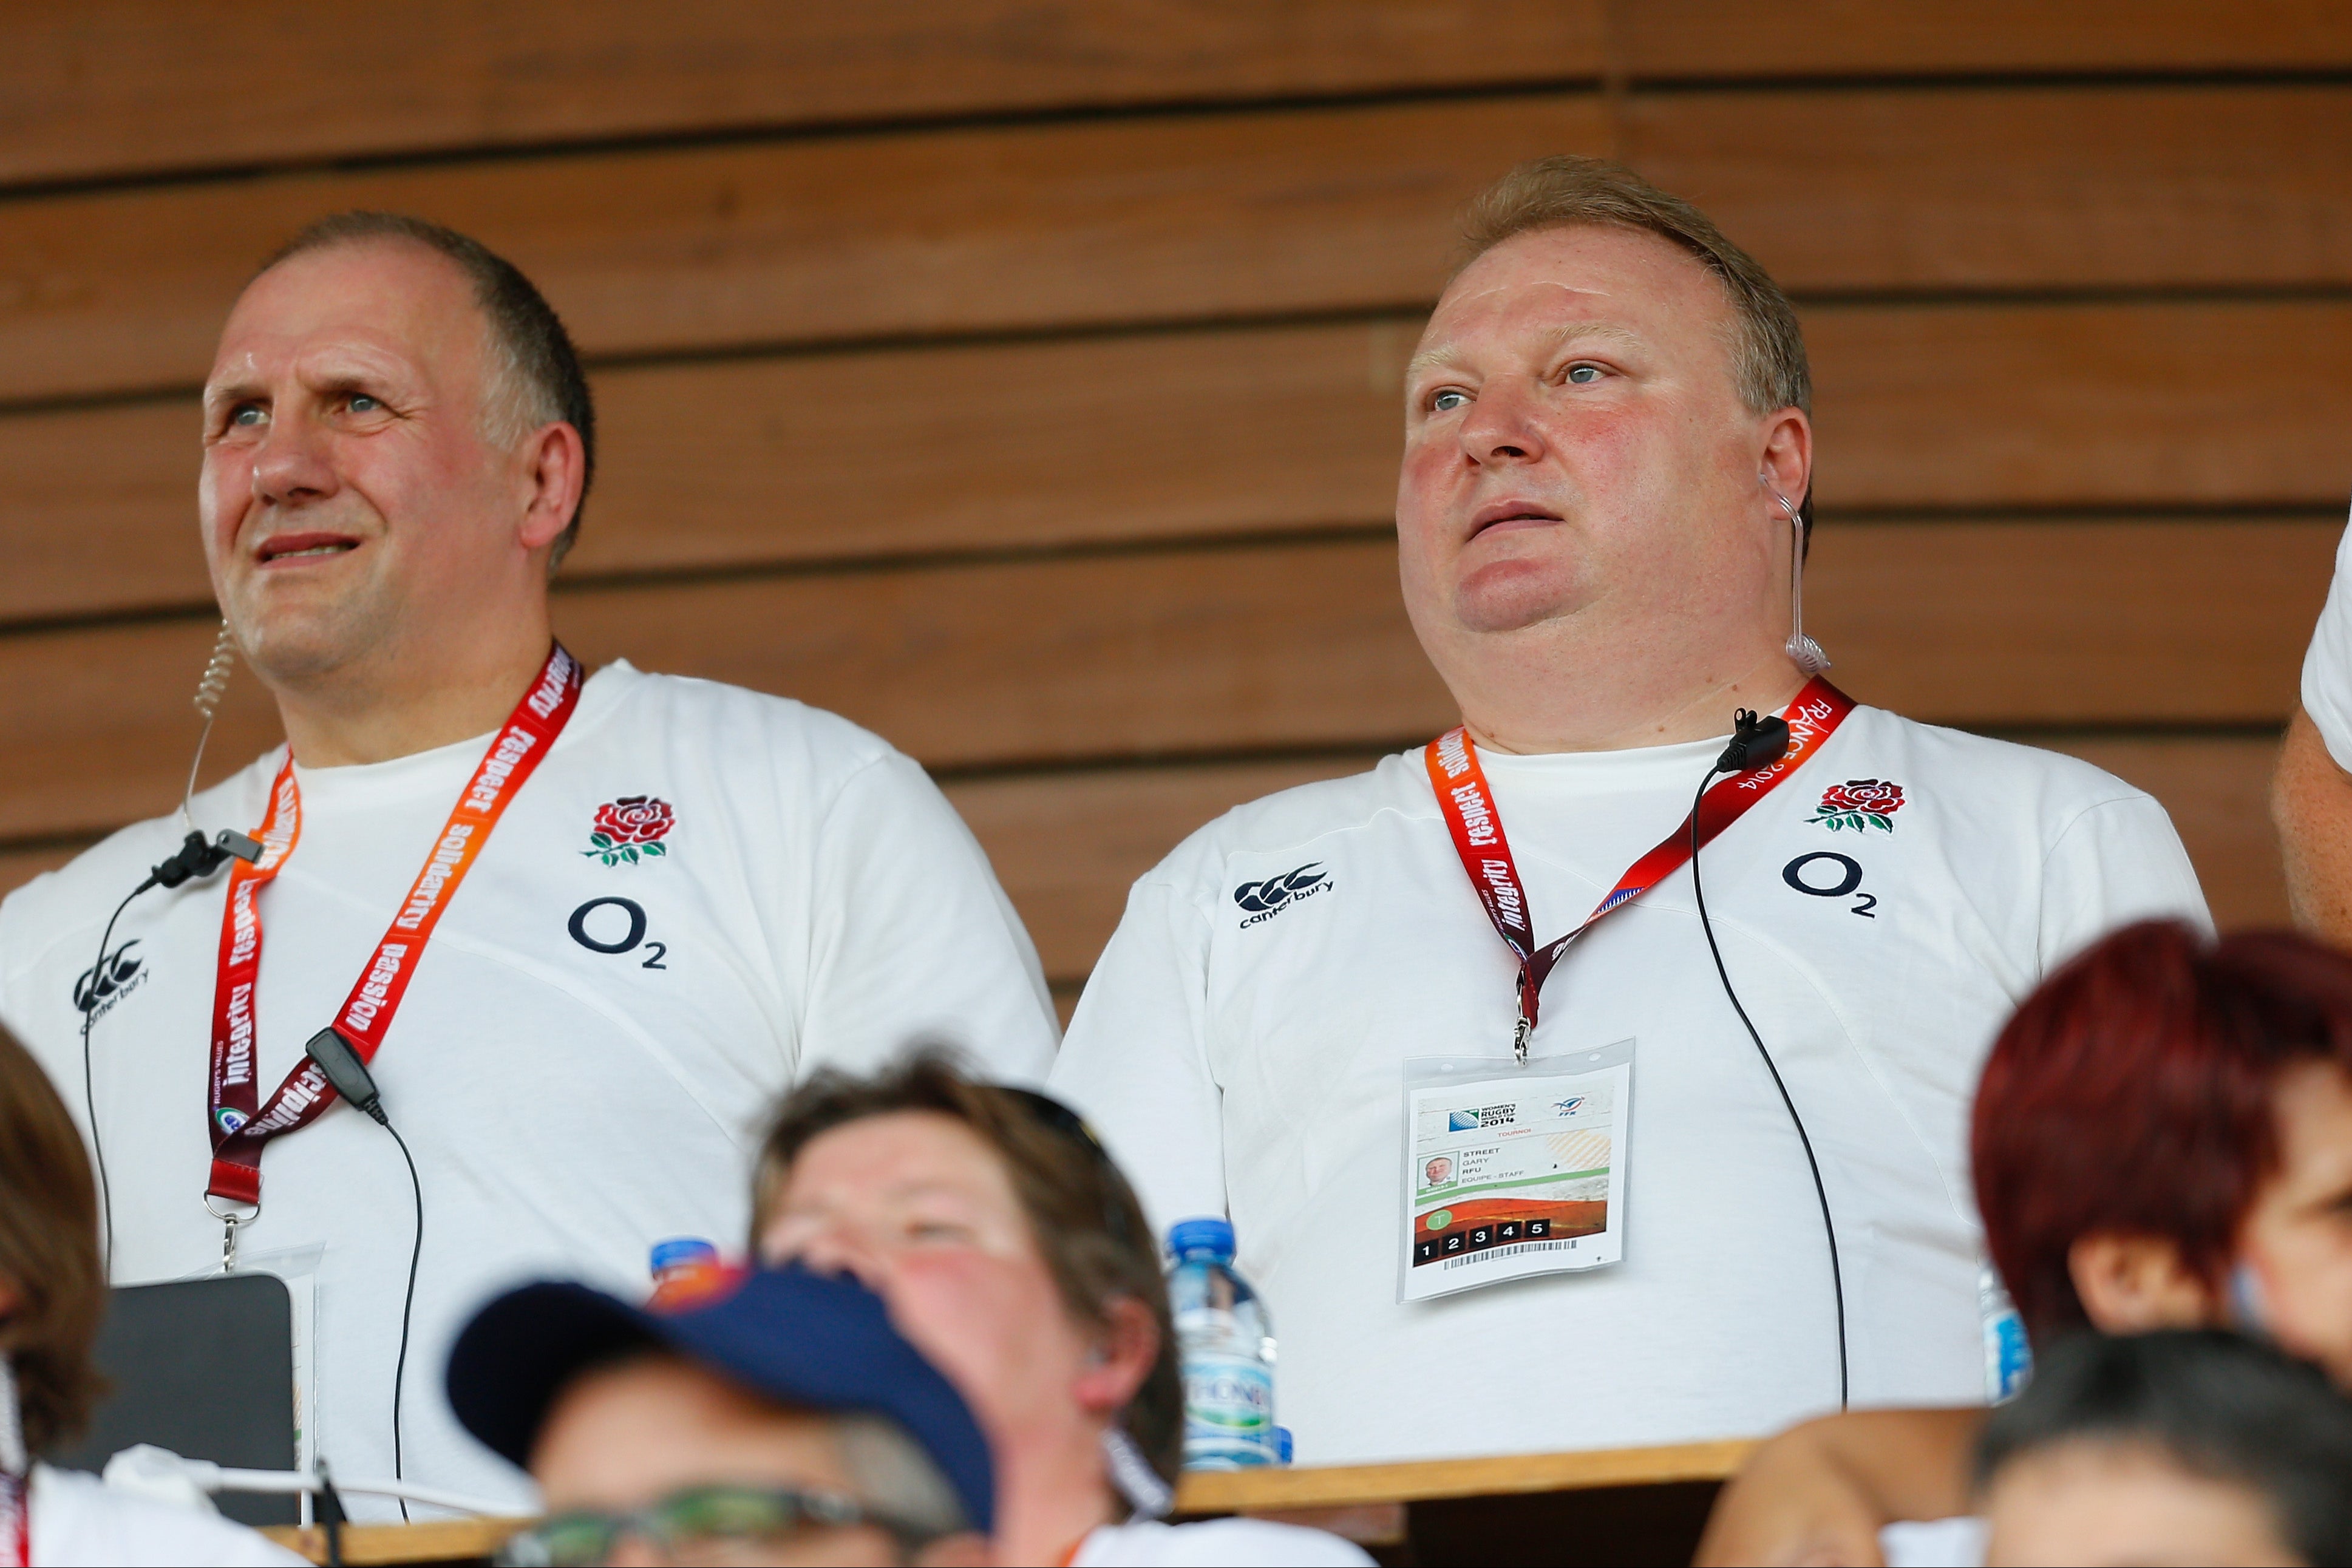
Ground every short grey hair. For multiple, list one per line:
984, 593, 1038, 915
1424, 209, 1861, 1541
258, 211, 596, 569
1457, 155, 1811, 418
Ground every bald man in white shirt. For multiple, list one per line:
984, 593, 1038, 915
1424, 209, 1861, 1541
0, 213, 1056, 1515
1050, 158, 2208, 1468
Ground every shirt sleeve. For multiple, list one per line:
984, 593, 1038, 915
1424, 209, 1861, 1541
797, 750, 1059, 1086
2301, 506, 2352, 771
1049, 875, 1229, 1240
2036, 792, 2214, 973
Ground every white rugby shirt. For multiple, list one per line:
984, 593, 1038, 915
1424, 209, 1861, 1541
0, 662, 1058, 1516
1052, 705, 2207, 1465
2302, 503, 2352, 767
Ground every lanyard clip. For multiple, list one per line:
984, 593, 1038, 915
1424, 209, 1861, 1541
207, 1194, 259, 1274
1513, 1014, 1532, 1064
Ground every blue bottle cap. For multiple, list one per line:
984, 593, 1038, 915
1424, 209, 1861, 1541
650, 1237, 719, 1274
1168, 1216, 1235, 1261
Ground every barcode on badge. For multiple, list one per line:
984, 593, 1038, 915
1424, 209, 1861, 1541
1442, 1238, 1579, 1269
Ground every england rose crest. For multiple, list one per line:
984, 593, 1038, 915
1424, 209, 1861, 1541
1807, 779, 1905, 833
583, 796, 674, 865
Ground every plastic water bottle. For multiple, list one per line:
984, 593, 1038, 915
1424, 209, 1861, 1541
1980, 1262, 2031, 1403
1168, 1217, 1278, 1468
649, 1237, 722, 1308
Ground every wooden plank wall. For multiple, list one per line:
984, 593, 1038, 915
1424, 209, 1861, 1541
3, 2, 2344, 1017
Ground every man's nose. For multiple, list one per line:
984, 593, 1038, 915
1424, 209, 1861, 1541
249, 406, 339, 507
1458, 379, 1547, 466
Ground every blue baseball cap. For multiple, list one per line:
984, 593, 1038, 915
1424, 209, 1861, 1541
446, 1264, 994, 1533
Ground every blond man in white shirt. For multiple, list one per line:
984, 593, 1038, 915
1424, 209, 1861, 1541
1050, 157, 2208, 1468
0, 214, 1057, 1516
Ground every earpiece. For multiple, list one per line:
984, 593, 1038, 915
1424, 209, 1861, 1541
1765, 481, 1830, 675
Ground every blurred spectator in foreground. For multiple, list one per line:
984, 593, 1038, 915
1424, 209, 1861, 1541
447, 1265, 991, 1567
1978, 1331, 2352, 1568
2275, 501, 2352, 944
751, 1056, 1370, 1567
0, 1026, 301, 1566
1699, 921, 2352, 1566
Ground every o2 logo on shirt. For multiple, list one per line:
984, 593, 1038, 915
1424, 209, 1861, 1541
568, 897, 669, 968
1783, 852, 1877, 918
1234, 863, 1330, 928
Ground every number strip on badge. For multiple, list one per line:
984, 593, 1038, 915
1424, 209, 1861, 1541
1423, 677, 1854, 1056
204, 645, 583, 1208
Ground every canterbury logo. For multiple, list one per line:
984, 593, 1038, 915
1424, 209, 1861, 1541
73, 940, 143, 1014
1235, 863, 1329, 924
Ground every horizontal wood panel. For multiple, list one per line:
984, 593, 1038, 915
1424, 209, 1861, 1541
1622, 1, 2352, 77
1812, 520, 2332, 721
1808, 301, 2352, 510
0, 397, 208, 619
1628, 85, 2352, 291
19, 299, 2352, 627
16, 1, 2344, 194
23, 86, 2352, 410
0, 96, 1601, 406
0, 2, 1605, 189
0, 520, 2327, 841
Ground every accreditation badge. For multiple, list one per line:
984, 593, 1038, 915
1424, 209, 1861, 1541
1397, 1042, 1633, 1303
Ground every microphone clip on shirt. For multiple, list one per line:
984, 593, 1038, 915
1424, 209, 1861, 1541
1715, 709, 1793, 775
145, 827, 265, 892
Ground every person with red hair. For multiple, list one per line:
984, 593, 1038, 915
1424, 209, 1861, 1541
1698, 920, 2352, 1566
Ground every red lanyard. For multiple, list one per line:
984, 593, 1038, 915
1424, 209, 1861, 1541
205, 646, 583, 1209
1426, 678, 1854, 1058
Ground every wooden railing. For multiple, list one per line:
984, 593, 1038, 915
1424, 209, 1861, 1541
258, 1437, 1755, 1564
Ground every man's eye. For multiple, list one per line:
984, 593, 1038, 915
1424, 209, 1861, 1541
348, 394, 381, 413
1566, 364, 1602, 385
1430, 389, 1469, 413
229, 406, 266, 428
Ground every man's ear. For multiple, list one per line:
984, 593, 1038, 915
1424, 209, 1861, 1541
2068, 1231, 2223, 1332
1756, 407, 1812, 517
1072, 1295, 1160, 1416
516, 421, 586, 554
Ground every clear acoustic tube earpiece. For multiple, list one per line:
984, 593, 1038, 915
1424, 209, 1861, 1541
184, 620, 237, 835
1772, 487, 1831, 675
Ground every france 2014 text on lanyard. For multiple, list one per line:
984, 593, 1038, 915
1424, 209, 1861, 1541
203, 645, 583, 1242
1398, 679, 1853, 1303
